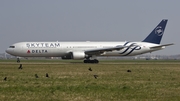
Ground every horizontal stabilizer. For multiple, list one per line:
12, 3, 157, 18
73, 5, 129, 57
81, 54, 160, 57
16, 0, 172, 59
150, 43, 174, 49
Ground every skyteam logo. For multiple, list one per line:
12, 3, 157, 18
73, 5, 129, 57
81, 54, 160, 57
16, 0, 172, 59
26, 43, 60, 48
119, 42, 141, 56
155, 26, 164, 36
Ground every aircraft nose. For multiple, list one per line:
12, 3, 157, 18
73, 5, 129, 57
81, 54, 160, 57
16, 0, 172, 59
6, 48, 14, 54
5, 48, 10, 54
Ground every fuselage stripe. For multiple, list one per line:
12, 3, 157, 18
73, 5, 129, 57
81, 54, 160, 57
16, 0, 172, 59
120, 42, 135, 54
123, 46, 139, 56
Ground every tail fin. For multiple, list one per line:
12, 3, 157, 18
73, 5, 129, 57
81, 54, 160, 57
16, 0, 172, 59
142, 19, 168, 44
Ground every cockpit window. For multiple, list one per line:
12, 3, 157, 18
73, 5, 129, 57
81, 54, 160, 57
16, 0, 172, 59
9, 46, 15, 48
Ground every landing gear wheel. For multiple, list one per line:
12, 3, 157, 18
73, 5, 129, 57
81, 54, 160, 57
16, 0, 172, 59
94, 59, 99, 63
84, 60, 88, 63
83, 59, 99, 63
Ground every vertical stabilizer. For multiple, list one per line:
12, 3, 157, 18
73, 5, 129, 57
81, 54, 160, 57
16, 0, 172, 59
142, 19, 168, 44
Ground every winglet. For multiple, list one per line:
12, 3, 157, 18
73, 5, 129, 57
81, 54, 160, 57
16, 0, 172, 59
142, 19, 168, 44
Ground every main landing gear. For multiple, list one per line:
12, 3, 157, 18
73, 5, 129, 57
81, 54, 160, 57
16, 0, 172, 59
83, 59, 99, 63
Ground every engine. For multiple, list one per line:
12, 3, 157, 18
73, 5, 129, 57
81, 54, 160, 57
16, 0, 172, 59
61, 51, 85, 60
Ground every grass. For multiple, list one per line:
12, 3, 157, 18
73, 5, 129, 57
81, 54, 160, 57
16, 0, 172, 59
0, 59, 180, 101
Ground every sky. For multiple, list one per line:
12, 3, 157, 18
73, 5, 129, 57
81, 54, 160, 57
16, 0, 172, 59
0, 0, 179, 55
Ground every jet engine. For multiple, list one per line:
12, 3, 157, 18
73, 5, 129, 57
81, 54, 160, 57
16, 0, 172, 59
61, 51, 85, 59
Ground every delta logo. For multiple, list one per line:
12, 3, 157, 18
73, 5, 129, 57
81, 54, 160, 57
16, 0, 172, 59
27, 50, 30, 53
27, 50, 48, 53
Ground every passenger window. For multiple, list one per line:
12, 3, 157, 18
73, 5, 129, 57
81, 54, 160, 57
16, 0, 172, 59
9, 46, 15, 48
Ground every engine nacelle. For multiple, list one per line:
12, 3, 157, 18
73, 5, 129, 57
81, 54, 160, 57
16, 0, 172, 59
71, 51, 85, 59
61, 51, 85, 60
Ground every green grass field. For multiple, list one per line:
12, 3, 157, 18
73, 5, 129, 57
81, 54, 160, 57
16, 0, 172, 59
0, 59, 180, 101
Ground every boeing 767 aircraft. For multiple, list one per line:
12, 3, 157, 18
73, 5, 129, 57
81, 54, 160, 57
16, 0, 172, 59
6, 19, 174, 63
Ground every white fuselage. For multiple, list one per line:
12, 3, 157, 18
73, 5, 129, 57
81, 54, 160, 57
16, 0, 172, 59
5, 19, 173, 62
6, 41, 162, 58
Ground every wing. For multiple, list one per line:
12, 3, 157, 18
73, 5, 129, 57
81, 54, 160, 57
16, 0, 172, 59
150, 43, 174, 49
85, 45, 126, 55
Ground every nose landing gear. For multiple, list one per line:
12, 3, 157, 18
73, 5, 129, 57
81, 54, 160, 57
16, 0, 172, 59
17, 57, 20, 63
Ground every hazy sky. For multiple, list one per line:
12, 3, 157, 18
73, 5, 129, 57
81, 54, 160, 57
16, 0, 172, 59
0, 1, 179, 55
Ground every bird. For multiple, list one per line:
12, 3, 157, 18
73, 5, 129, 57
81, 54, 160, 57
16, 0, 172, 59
93, 75, 98, 79
127, 70, 131, 72
35, 74, 38, 78
18, 64, 22, 69
46, 73, 49, 78
4, 77, 7, 81
88, 67, 92, 71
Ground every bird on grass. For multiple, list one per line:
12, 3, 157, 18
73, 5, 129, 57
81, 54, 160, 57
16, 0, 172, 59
18, 64, 22, 69
4, 77, 7, 81
88, 67, 92, 71
127, 70, 131, 72
93, 75, 98, 79
35, 74, 38, 78
46, 73, 49, 78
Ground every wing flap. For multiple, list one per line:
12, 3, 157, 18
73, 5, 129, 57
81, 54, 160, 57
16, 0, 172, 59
85, 45, 126, 55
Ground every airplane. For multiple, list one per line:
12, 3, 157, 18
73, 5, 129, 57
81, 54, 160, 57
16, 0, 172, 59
6, 19, 174, 63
